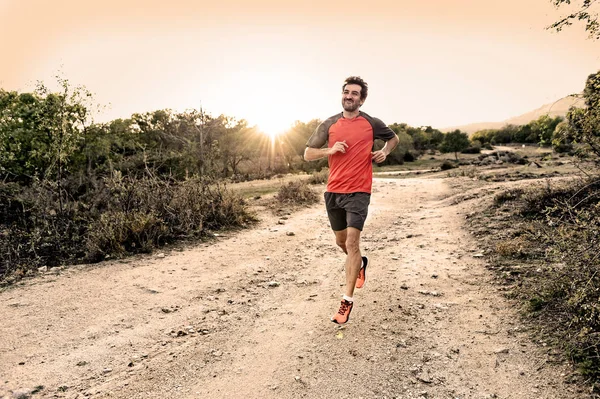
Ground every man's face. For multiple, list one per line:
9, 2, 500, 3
341, 84, 364, 112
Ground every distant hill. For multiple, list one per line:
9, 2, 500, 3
441, 94, 585, 134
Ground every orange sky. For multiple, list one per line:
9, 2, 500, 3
1, 0, 599, 133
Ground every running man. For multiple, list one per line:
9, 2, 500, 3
304, 76, 399, 324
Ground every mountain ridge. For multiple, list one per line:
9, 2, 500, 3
440, 94, 585, 134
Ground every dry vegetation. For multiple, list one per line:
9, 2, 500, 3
462, 158, 600, 384
0, 176, 257, 285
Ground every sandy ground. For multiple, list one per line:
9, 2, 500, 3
0, 176, 588, 399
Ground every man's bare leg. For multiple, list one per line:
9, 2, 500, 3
334, 229, 348, 254
333, 227, 362, 297
331, 227, 363, 324
343, 227, 362, 298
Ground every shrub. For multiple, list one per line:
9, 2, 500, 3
87, 211, 166, 257
403, 151, 416, 162
461, 146, 481, 154
553, 142, 574, 154
494, 188, 525, 205
0, 176, 257, 283
446, 167, 479, 178
440, 160, 456, 170
486, 177, 600, 378
495, 237, 529, 258
276, 180, 319, 205
307, 168, 329, 185
0, 180, 91, 281
85, 176, 256, 260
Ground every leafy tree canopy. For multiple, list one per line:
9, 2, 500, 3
554, 70, 600, 164
549, 0, 600, 39
439, 130, 470, 160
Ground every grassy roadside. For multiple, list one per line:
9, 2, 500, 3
464, 170, 600, 389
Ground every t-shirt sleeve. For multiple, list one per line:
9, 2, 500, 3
372, 117, 397, 141
305, 122, 329, 148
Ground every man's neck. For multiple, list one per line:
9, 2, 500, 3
343, 110, 361, 119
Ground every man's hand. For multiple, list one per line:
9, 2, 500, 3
371, 150, 387, 164
328, 141, 348, 155
304, 141, 348, 161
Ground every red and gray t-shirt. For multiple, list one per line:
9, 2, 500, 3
306, 111, 396, 194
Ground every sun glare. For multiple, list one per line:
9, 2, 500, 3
259, 124, 283, 141
255, 117, 293, 142
220, 67, 309, 143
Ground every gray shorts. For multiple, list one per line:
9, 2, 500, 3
324, 192, 371, 231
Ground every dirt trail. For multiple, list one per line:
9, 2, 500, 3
0, 177, 585, 399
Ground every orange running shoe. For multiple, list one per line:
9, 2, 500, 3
356, 256, 368, 289
331, 299, 353, 324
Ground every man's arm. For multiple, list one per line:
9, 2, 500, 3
304, 141, 348, 161
371, 134, 399, 164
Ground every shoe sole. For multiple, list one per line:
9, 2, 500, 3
356, 256, 368, 289
331, 315, 350, 324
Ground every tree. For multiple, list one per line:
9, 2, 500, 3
439, 130, 471, 160
217, 117, 261, 177
280, 119, 321, 171
375, 130, 413, 165
471, 129, 496, 145
530, 115, 564, 145
554, 70, 600, 164
0, 77, 93, 212
427, 127, 445, 148
549, 0, 600, 39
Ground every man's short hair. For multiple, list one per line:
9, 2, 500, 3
343, 76, 368, 100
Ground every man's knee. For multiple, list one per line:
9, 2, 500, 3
345, 235, 360, 254
334, 230, 347, 252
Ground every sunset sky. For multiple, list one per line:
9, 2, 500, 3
1, 0, 599, 135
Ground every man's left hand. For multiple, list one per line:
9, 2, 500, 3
371, 150, 387, 164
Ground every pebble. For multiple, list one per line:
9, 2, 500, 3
418, 290, 441, 297
11, 389, 33, 399
417, 371, 432, 383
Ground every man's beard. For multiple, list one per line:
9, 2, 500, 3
342, 99, 360, 112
